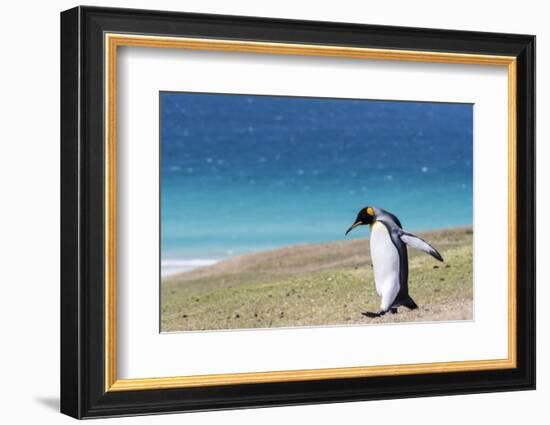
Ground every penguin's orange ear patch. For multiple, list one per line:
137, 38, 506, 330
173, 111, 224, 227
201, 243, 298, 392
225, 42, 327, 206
367, 207, 374, 216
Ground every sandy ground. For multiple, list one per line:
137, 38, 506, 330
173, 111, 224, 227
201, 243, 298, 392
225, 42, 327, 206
161, 227, 473, 332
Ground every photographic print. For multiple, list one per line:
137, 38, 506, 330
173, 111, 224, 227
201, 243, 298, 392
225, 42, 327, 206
160, 92, 473, 332
61, 9, 535, 417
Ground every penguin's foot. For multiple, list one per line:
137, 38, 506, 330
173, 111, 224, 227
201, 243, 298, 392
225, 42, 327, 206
361, 310, 385, 318
390, 308, 398, 314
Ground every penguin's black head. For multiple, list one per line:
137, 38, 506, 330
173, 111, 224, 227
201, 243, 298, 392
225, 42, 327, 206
345, 207, 375, 235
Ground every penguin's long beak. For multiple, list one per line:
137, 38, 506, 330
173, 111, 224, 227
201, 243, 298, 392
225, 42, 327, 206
345, 221, 363, 235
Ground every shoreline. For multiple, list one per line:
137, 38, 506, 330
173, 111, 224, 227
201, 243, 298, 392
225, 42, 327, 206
161, 258, 220, 277
162, 225, 473, 280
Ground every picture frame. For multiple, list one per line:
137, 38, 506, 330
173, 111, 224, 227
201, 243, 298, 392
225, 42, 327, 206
60, 5, 535, 419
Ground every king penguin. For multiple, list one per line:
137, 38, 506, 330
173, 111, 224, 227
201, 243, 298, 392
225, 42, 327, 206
345, 206, 444, 318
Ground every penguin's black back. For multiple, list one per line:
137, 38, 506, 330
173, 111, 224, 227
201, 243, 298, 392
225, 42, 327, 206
384, 210, 403, 229
373, 208, 417, 309
390, 227, 411, 307
380, 218, 415, 309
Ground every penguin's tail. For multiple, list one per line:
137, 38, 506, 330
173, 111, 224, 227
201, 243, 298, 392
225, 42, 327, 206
402, 296, 419, 310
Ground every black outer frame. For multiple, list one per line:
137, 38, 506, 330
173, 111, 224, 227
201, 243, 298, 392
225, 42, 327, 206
60, 5, 535, 419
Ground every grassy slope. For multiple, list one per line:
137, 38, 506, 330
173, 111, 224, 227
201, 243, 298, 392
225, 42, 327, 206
161, 227, 473, 332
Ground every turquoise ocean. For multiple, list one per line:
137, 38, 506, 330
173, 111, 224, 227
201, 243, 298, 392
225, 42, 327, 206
161, 92, 473, 276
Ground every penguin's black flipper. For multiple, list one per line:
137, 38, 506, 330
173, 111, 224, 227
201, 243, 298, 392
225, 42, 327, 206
399, 231, 444, 262
402, 296, 419, 310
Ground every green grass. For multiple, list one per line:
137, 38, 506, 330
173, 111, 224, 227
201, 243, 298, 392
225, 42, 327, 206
161, 227, 473, 332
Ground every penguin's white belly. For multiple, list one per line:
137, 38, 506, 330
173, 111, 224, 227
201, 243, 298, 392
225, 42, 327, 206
370, 221, 401, 307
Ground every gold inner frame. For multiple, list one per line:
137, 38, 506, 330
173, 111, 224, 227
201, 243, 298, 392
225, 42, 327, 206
104, 33, 517, 392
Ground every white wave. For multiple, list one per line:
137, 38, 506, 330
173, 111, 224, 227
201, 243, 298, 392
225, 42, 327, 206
161, 258, 219, 277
